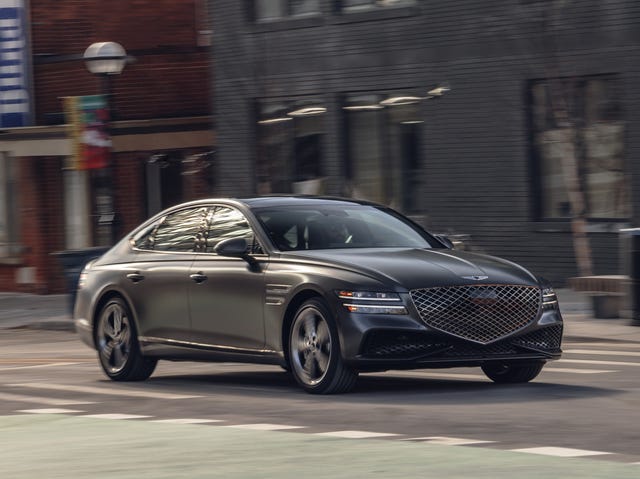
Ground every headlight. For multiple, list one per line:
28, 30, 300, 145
336, 290, 408, 315
542, 286, 558, 311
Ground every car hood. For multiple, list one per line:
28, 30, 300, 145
285, 248, 539, 290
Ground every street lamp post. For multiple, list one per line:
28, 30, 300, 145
82, 42, 127, 246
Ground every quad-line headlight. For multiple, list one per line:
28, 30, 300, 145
336, 291, 408, 315
542, 286, 558, 311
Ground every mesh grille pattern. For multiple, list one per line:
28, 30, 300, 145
513, 325, 563, 350
363, 332, 448, 359
410, 285, 541, 344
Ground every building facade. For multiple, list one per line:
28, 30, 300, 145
0, 0, 213, 292
211, 0, 640, 285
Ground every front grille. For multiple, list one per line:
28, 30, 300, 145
361, 325, 561, 360
410, 285, 541, 344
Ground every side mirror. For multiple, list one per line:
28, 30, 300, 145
434, 234, 454, 249
214, 237, 249, 257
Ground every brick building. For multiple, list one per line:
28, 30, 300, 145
211, 0, 640, 285
0, 0, 213, 292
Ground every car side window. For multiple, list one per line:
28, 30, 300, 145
137, 207, 208, 252
205, 206, 262, 254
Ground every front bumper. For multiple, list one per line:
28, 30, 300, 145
337, 306, 563, 371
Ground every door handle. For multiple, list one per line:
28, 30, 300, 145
126, 272, 145, 283
190, 272, 208, 284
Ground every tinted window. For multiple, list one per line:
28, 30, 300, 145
136, 207, 207, 252
205, 207, 260, 253
256, 204, 440, 250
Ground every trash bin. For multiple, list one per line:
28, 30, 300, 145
52, 246, 110, 314
620, 228, 640, 324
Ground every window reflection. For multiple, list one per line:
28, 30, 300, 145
343, 92, 422, 212
531, 76, 629, 219
255, 0, 320, 21
341, 0, 415, 13
139, 207, 208, 252
256, 99, 325, 194
205, 207, 259, 253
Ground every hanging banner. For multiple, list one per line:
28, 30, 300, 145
0, 0, 32, 127
64, 95, 111, 170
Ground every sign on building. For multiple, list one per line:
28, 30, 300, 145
64, 95, 111, 170
0, 0, 31, 127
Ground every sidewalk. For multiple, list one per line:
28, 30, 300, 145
1, 289, 639, 342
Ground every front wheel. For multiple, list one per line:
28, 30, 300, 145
481, 361, 544, 383
288, 299, 358, 394
95, 297, 157, 381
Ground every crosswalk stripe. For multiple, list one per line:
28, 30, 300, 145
0, 392, 95, 406
7, 382, 201, 400
315, 430, 399, 439
17, 408, 84, 414
565, 349, 640, 357
407, 436, 495, 446
151, 419, 224, 424
83, 414, 152, 420
224, 423, 305, 431
543, 367, 615, 374
511, 447, 611, 457
565, 341, 640, 349
0, 362, 80, 372
559, 359, 640, 367
389, 371, 486, 380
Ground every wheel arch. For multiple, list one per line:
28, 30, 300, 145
281, 289, 325, 367
91, 288, 138, 344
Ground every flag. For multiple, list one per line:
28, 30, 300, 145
64, 95, 111, 170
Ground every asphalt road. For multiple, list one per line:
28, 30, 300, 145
1, 329, 639, 478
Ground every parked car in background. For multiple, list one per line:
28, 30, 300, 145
75, 196, 563, 394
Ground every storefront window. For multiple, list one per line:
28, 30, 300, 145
255, 0, 320, 21
531, 76, 630, 220
256, 99, 326, 194
340, 0, 415, 13
343, 92, 423, 212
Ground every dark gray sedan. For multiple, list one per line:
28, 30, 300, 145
75, 196, 563, 394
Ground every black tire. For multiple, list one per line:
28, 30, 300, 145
95, 296, 157, 381
481, 361, 545, 384
288, 298, 358, 394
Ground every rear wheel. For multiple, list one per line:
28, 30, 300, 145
289, 299, 358, 394
95, 297, 157, 381
481, 361, 544, 383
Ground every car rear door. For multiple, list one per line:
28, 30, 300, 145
125, 206, 207, 342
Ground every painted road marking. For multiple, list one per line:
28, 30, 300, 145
8, 382, 201, 400
565, 349, 640, 357
0, 362, 80, 371
17, 408, 84, 414
388, 371, 486, 380
407, 436, 495, 446
559, 359, 640, 367
0, 392, 94, 406
83, 414, 152, 420
512, 447, 612, 457
316, 430, 400, 439
152, 418, 225, 424
543, 367, 616, 374
224, 423, 305, 431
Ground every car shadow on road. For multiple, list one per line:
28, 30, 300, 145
146, 367, 620, 405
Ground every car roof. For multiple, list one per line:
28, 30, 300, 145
172, 195, 381, 210
239, 195, 380, 208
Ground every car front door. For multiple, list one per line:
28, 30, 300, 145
188, 206, 267, 351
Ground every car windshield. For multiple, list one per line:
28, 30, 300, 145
254, 204, 442, 251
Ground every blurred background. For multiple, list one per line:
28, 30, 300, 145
0, 0, 637, 295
